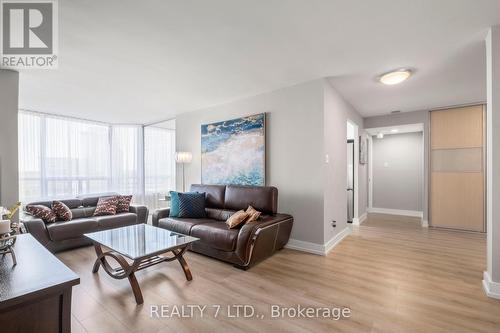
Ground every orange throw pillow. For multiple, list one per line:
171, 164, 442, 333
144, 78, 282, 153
226, 210, 249, 229
246, 205, 262, 222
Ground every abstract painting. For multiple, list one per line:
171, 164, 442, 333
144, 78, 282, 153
201, 113, 265, 186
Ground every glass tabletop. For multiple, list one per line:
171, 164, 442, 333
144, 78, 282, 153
84, 224, 199, 260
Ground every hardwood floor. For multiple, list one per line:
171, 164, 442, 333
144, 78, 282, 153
57, 213, 500, 333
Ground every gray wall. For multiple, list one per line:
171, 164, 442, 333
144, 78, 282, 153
323, 81, 367, 242
372, 132, 423, 212
364, 110, 429, 222
0, 70, 19, 218
176, 80, 326, 244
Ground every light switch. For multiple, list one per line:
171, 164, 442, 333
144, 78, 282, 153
325, 154, 329, 163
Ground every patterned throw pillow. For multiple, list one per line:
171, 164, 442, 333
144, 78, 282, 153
93, 196, 118, 216
226, 210, 249, 229
52, 200, 73, 221
26, 205, 57, 223
116, 195, 132, 213
246, 205, 262, 222
169, 191, 197, 217
177, 192, 206, 218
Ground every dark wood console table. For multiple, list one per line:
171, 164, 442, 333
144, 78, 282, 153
0, 234, 80, 333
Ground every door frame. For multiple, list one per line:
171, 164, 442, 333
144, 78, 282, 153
347, 119, 359, 224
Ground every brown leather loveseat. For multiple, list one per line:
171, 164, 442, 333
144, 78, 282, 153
152, 184, 293, 269
23, 195, 148, 252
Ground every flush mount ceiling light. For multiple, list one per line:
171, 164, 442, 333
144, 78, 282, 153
378, 69, 412, 85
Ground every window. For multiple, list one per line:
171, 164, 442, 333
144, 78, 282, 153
18, 111, 176, 211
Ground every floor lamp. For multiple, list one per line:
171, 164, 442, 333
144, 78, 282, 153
175, 152, 192, 192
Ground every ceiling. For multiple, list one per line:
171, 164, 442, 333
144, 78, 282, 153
18, 0, 500, 123
365, 124, 424, 136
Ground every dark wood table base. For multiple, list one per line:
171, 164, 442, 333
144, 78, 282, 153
91, 243, 193, 304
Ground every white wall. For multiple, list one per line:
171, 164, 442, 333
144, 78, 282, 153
175, 79, 368, 249
0, 70, 19, 217
176, 80, 325, 244
323, 81, 367, 242
372, 132, 423, 212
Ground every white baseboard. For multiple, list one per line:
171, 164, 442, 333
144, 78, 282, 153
286, 227, 352, 256
352, 212, 367, 226
285, 239, 325, 255
483, 271, 500, 299
324, 227, 351, 254
421, 220, 429, 228
368, 207, 423, 218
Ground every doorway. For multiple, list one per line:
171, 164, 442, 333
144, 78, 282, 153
347, 120, 358, 224
366, 123, 425, 223
347, 139, 355, 223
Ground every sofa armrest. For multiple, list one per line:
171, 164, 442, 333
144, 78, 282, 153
235, 213, 293, 267
22, 216, 51, 246
152, 208, 170, 227
129, 205, 149, 224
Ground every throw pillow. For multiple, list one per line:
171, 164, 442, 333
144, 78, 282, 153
246, 205, 262, 222
169, 191, 181, 217
177, 192, 206, 218
169, 191, 197, 217
26, 205, 57, 223
226, 210, 249, 229
93, 196, 118, 216
116, 195, 132, 213
52, 200, 73, 221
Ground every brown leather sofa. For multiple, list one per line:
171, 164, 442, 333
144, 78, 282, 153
152, 184, 293, 269
22, 195, 148, 252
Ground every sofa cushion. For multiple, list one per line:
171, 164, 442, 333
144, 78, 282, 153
71, 206, 96, 219
224, 185, 278, 215
190, 184, 226, 209
158, 217, 214, 235
26, 205, 57, 223
116, 195, 132, 213
246, 205, 262, 222
77, 193, 119, 207
205, 208, 238, 221
169, 191, 197, 217
93, 196, 118, 216
190, 222, 239, 252
177, 192, 206, 218
226, 210, 249, 229
52, 200, 73, 221
47, 218, 99, 241
95, 213, 137, 230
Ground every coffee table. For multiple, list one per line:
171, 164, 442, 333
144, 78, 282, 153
85, 224, 198, 304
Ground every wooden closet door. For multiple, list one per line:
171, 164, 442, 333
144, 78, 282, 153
430, 105, 485, 232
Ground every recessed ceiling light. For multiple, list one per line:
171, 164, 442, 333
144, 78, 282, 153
379, 69, 412, 85
377, 132, 384, 139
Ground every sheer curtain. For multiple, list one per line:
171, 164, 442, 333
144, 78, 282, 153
19, 112, 110, 202
18, 111, 176, 210
110, 126, 144, 203
144, 125, 176, 209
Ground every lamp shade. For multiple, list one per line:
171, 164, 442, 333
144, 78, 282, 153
175, 152, 192, 164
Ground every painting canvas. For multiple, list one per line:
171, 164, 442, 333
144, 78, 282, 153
201, 113, 265, 186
